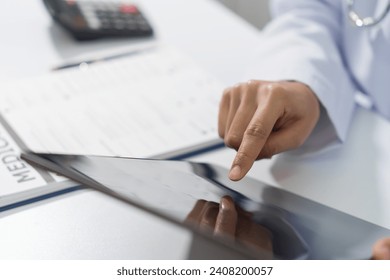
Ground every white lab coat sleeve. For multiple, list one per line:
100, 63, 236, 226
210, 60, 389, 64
242, 0, 357, 153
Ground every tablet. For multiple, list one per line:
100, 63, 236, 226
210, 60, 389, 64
21, 152, 390, 259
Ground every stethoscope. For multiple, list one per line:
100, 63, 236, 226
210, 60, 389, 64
347, 0, 390, 27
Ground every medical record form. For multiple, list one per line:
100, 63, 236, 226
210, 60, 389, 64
0, 45, 224, 160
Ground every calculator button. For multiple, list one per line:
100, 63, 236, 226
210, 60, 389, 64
73, 15, 88, 29
89, 20, 101, 30
125, 18, 136, 25
136, 17, 148, 25
139, 24, 151, 31
105, 10, 116, 18
66, 0, 77, 6
125, 24, 136, 30
113, 19, 125, 29
120, 4, 138, 14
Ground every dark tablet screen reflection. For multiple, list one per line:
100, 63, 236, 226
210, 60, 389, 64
24, 153, 390, 259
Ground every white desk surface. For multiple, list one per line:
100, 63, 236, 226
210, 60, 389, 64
1, 0, 390, 259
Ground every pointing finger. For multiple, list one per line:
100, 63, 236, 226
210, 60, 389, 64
229, 100, 281, 181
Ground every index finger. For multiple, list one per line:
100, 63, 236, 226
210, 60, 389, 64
228, 105, 279, 181
214, 196, 237, 238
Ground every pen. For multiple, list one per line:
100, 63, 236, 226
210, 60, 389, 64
52, 46, 155, 71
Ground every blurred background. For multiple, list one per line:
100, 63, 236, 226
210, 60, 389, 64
216, 0, 270, 29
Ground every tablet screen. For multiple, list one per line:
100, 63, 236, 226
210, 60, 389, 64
22, 152, 390, 259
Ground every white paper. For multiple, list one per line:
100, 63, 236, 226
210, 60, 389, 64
0, 123, 47, 196
0, 120, 71, 204
0, 46, 224, 159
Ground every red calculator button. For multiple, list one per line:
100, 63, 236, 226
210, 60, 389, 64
120, 4, 138, 14
66, 0, 77, 5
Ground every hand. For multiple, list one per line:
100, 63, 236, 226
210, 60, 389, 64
372, 237, 390, 260
218, 80, 320, 181
185, 196, 273, 256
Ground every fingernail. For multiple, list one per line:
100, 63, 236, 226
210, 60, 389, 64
229, 165, 241, 181
220, 196, 234, 211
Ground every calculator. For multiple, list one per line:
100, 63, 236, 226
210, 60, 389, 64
43, 0, 154, 40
